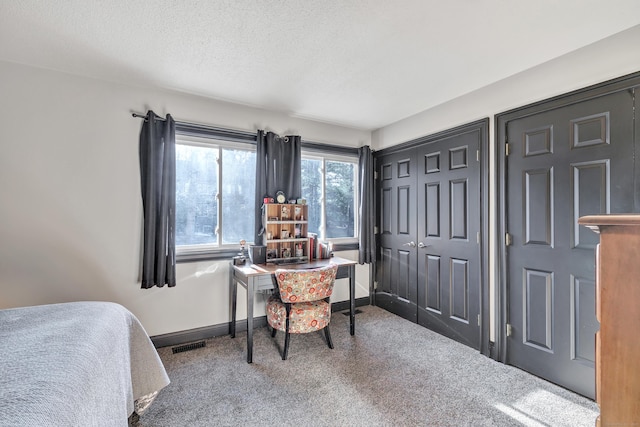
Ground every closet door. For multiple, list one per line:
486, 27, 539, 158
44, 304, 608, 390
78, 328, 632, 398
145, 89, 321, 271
416, 130, 482, 350
377, 149, 418, 322
504, 88, 636, 399
375, 120, 487, 351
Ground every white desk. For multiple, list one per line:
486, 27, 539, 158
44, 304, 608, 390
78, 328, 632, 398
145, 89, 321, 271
229, 256, 357, 363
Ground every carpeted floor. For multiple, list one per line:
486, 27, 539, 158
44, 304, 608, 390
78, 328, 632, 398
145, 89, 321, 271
138, 305, 598, 427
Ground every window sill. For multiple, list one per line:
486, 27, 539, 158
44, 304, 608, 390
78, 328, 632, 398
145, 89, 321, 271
176, 248, 240, 263
176, 244, 360, 263
327, 241, 359, 252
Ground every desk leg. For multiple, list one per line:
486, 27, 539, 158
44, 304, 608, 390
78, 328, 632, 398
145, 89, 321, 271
246, 276, 255, 363
349, 264, 355, 336
229, 263, 237, 338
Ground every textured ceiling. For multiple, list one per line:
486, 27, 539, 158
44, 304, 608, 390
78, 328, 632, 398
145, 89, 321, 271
1, 1, 640, 130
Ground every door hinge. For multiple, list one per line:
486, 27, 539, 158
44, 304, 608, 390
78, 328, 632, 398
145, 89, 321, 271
505, 232, 512, 246
506, 323, 512, 337
374, 170, 378, 180
505, 143, 510, 156
374, 226, 379, 234
476, 231, 480, 244
476, 150, 480, 162
373, 281, 378, 290
477, 314, 481, 326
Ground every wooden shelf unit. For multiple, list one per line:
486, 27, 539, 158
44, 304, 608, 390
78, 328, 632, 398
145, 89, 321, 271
262, 203, 309, 264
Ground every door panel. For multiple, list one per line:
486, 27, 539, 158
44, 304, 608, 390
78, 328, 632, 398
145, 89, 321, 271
377, 152, 418, 322
505, 89, 635, 398
417, 131, 481, 349
424, 254, 441, 312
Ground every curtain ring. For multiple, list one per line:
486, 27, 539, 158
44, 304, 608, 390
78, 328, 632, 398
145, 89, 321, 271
283, 136, 289, 143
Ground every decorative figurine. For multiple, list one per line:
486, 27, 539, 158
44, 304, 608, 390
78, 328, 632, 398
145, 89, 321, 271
233, 239, 247, 265
281, 205, 290, 219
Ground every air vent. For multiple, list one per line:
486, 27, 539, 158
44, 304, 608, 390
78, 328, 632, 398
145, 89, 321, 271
172, 340, 206, 354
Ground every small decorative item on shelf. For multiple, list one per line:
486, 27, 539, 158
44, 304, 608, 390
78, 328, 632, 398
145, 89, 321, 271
294, 224, 301, 238
281, 205, 290, 219
266, 249, 277, 260
297, 198, 306, 205
275, 191, 286, 204
263, 197, 274, 204
281, 229, 289, 239
295, 244, 304, 258
281, 247, 291, 258
294, 206, 302, 220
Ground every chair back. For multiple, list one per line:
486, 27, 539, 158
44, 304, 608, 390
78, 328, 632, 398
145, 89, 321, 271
274, 264, 338, 303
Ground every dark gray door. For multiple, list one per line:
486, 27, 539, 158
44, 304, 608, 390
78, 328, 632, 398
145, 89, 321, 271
376, 123, 485, 350
505, 89, 636, 398
416, 130, 481, 349
377, 150, 418, 322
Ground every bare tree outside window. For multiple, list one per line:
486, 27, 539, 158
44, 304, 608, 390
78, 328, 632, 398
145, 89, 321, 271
302, 157, 357, 240
325, 161, 355, 238
301, 158, 322, 235
221, 148, 255, 244
175, 144, 218, 246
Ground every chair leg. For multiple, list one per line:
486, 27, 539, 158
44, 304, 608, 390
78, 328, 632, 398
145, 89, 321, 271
283, 303, 291, 360
271, 326, 277, 337
283, 330, 291, 360
324, 324, 334, 349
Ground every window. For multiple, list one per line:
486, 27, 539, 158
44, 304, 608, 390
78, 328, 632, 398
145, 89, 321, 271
174, 131, 358, 258
302, 153, 358, 242
175, 136, 255, 254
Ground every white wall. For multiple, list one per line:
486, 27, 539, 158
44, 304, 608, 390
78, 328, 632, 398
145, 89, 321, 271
372, 24, 640, 339
372, 24, 640, 150
0, 61, 371, 337
2, 24, 638, 341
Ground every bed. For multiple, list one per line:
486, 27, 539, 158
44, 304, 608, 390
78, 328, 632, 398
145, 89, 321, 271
0, 301, 170, 426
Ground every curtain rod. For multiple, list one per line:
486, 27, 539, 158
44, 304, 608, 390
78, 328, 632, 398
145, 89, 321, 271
132, 111, 257, 144
132, 112, 162, 121
132, 111, 257, 138
131, 112, 359, 155
131, 111, 252, 135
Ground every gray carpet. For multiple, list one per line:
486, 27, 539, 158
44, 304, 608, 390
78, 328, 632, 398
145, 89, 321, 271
138, 306, 598, 427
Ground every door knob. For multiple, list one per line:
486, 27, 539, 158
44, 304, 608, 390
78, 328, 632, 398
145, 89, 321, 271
404, 241, 417, 247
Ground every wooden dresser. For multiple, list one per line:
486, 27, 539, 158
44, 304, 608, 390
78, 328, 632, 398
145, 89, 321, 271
578, 215, 640, 426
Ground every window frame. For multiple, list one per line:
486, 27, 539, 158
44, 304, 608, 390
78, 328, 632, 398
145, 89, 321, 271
301, 151, 359, 245
175, 134, 257, 261
173, 124, 360, 262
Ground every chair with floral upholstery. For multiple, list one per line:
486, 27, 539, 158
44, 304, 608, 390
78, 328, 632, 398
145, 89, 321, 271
266, 264, 339, 360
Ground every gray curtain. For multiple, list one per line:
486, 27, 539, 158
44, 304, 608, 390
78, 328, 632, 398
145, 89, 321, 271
254, 130, 302, 243
139, 111, 176, 288
358, 145, 375, 264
